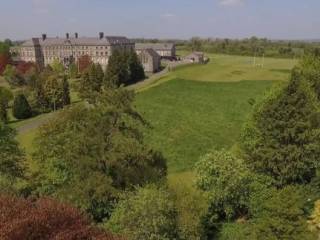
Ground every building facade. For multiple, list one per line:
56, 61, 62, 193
184, 52, 205, 63
138, 48, 161, 73
135, 43, 176, 60
10, 33, 134, 69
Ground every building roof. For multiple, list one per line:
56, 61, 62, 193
20, 36, 133, 47
138, 48, 160, 59
135, 43, 175, 51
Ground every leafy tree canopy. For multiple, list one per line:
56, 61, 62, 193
106, 184, 178, 240
32, 87, 167, 221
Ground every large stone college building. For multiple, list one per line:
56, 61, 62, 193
10, 33, 177, 73
10, 33, 135, 69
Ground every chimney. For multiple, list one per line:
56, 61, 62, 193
75, 32, 78, 39
99, 32, 104, 39
42, 34, 47, 41
66, 33, 70, 39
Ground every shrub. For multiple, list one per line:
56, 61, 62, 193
0, 195, 122, 240
12, 93, 32, 119
0, 123, 25, 194
106, 184, 178, 240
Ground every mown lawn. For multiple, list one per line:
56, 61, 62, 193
135, 79, 277, 173
173, 54, 296, 82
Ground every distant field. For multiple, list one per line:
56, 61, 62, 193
135, 79, 277, 172
137, 54, 297, 92
173, 54, 296, 82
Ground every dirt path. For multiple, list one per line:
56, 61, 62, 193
16, 112, 56, 134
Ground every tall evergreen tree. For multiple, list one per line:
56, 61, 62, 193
104, 49, 129, 87
79, 63, 103, 102
127, 50, 145, 84
62, 76, 71, 106
241, 69, 320, 186
12, 94, 32, 120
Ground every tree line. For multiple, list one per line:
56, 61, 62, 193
178, 36, 320, 58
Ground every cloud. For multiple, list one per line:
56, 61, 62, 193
161, 13, 176, 18
219, 0, 245, 7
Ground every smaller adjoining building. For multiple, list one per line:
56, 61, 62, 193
135, 43, 176, 60
184, 52, 205, 63
138, 48, 161, 73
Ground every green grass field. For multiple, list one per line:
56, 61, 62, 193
173, 54, 295, 82
134, 54, 296, 173
12, 54, 296, 177
135, 79, 276, 172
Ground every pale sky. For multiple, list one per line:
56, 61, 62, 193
0, 0, 319, 40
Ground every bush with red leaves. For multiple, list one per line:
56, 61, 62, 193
15, 61, 37, 76
0, 53, 10, 75
78, 55, 92, 73
0, 195, 123, 240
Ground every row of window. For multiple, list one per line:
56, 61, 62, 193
21, 50, 109, 57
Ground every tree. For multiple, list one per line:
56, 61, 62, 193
104, 49, 129, 87
78, 55, 92, 73
62, 76, 71, 106
3, 64, 25, 86
241, 70, 320, 186
34, 72, 70, 112
298, 54, 320, 100
51, 59, 65, 74
0, 123, 25, 194
309, 200, 320, 237
127, 50, 145, 84
68, 62, 78, 79
12, 94, 32, 119
0, 53, 10, 75
190, 37, 203, 51
0, 41, 10, 54
16, 61, 36, 76
195, 149, 253, 221
247, 186, 316, 240
194, 149, 263, 238
106, 184, 178, 240
79, 63, 104, 103
172, 182, 208, 240
0, 87, 13, 122
32, 87, 167, 221
0, 195, 122, 240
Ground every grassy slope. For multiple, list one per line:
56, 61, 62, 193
135, 54, 296, 173
135, 79, 276, 173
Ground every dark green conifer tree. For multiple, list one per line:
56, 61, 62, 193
127, 50, 145, 84
104, 49, 129, 87
241, 68, 320, 186
12, 94, 32, 119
